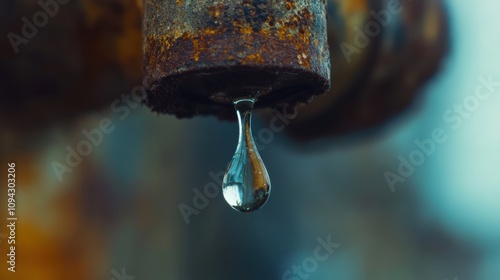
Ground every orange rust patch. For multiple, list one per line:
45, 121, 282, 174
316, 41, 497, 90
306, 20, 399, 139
208, 4, 224, 18
142, 0, 331, 119
146, 2, 316, 70
285, 0, 296, 10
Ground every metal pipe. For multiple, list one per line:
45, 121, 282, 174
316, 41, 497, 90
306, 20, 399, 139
143, 0, 331, 119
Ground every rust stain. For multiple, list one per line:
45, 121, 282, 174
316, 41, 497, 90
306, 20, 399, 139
146, 4, 316, 69
143, 0, 330, 118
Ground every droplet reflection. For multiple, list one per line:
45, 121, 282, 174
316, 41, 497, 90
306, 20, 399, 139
222, 98, 271, 212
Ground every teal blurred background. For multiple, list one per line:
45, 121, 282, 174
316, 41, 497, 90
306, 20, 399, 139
1, 0, 500, 279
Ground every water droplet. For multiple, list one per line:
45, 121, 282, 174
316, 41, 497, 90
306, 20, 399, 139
222, 97, 271, 212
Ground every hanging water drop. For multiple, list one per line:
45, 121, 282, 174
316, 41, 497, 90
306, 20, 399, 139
222, 97, 271, 212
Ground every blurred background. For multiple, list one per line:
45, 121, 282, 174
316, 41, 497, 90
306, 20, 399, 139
1, 0, 500, 279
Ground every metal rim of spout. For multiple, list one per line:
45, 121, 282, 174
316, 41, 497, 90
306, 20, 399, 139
143, 0, 332, 119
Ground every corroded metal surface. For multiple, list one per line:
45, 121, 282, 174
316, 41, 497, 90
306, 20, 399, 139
143, 0, 331, 119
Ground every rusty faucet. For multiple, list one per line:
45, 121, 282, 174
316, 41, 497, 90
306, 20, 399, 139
142, 0, 331, 119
